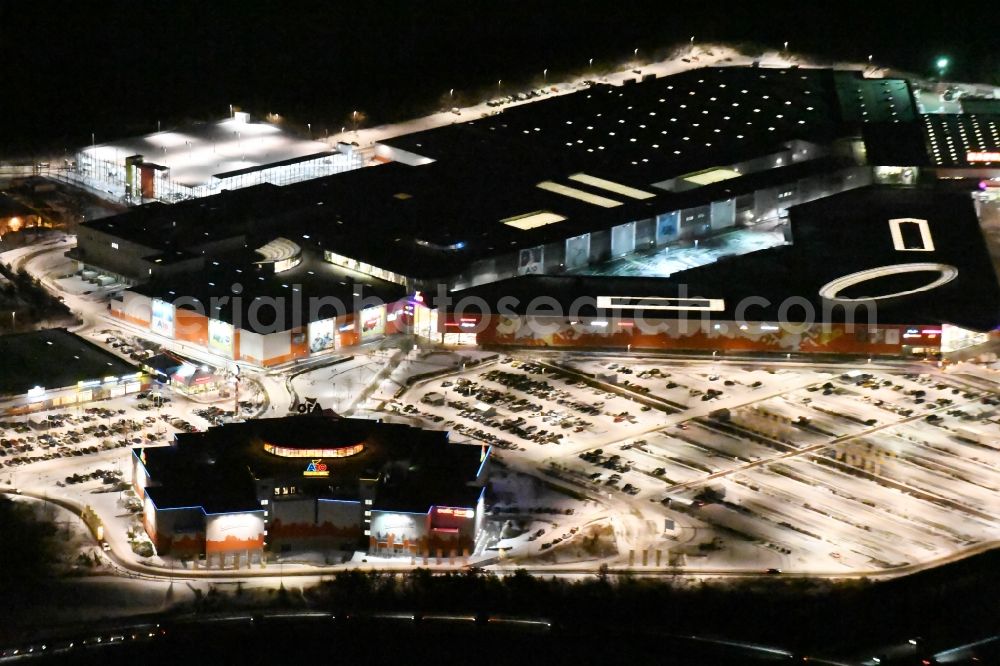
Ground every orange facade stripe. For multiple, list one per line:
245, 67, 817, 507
206, 533, 265, 553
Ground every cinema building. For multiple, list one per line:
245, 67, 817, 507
132, 415, 490, 566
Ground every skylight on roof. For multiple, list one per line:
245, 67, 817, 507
568, 173, 655, 200
501, 211, 567, 231
681, 168, 741, 186
536, 181, 622, 208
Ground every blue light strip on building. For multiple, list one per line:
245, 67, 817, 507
475, 445, 492, 479
145, 492, 264, 516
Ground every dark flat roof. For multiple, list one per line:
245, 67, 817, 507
129, 251, 406, 328
138, 415, 484, 514
385, 67, 845, 183
274, 154, 852, 281
922, 114, 1000, 167
83, 66, 873, 283
0, 328, 138, 397
448, 186, 1000, 331
81, 184, 287, 250
212, 150, 336, 179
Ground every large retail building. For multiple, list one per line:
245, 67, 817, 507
132, 415, 490, 566
71, 66, 1000, 360
73, 112, 363, 203
0, 328, 146, 415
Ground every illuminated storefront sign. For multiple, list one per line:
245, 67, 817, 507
208, 319, 234, 357
435, 506, 475, 518
151, 299, 175, 338
303, 459, 329, 477
967, 152, 1000, 162
903, 328, 942, 339
360, 307, 385, 339
308, 318, 337, 353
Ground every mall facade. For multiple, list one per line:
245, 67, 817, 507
132, 415, 490, 566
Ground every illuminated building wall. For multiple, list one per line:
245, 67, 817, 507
268, 498, 363, 551
142, 497, 204, 557
369, 510, 428, 555
368, 505, 477, 557
1, 372, 149, 417
205, 512, 266, 563
109, 298, 393, 367
174, 308, 207, 345
473, 315, 938, 356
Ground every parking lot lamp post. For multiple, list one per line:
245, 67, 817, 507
936, 56, 950, 79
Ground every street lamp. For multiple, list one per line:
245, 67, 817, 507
783, 41, 789, 51
543, 68, 547, 81
868, 54, 873, 64
936, 56, 950, 78
634, 48, 638, 57
307, 123, 311, 139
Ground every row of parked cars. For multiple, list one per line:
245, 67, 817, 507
486, 87, 557, 107
105, 333, 156, 363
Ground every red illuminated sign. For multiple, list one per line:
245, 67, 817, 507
435, 506, 474, 518
967, 152, 1000, 162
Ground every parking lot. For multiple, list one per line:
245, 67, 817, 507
388, 358, 669, 458
0, 387, 219, 482
394, 354, 1000, 572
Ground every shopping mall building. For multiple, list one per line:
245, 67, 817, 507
0, 328, 148, 416
72, 112, 363, 204
132, 415, 490, 566
72, 66, 1000, 361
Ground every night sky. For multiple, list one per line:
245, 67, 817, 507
2, 1, 998, 155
